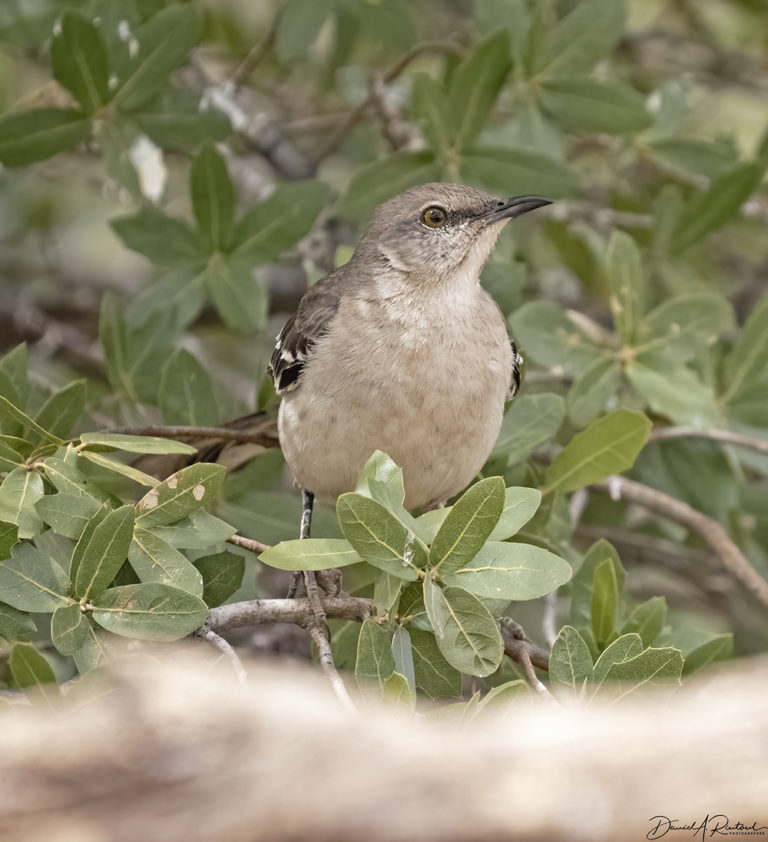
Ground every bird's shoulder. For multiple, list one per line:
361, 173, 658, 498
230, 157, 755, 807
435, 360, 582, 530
269, 266, 350, 394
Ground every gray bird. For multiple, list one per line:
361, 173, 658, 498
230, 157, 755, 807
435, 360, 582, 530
270, 183, 550, 526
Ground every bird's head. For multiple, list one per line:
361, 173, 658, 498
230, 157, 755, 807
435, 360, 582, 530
355, 182, 551, 286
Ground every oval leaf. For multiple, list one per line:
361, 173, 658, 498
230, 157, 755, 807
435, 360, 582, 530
51, 602, 88, 655
135, 464, 226, 526
429, 477, 505, 575
423, 577, 502, 678
440, 541, 572, 600
91, 583, 208, 640
74, 505, 136, 599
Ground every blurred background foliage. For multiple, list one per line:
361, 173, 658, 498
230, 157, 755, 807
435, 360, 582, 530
0, 0, 767, 691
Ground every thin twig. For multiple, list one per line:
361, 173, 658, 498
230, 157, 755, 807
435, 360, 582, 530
595, 475, 768, 609
650, 426, 768, 456
312, 39, 462, 163
107, 425, 280, 448
499, 618, 550, 672
231, 16, 278, 86
194, 627, 248, 686
227, 533, 270, 555
307, 624, 356, 712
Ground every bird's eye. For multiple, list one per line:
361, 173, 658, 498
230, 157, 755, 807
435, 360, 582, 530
421, 206, 448, 228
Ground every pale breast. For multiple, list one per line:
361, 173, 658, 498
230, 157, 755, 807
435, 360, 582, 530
278, 288, 513, 509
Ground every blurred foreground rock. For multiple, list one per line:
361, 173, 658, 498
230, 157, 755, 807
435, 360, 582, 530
0, 653, 766, 842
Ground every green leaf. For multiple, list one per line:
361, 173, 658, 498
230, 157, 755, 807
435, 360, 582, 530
91, 583, 208, 640
492, 392, 565, 463
566, 357, 622, 427
337, 493, 426, 580
51, 10, 110, 113
0, 344, 28, 408
410, 74, 454, 153
128, 527, 203, 596
337, 151, 440, 218
723, 292, 768, 405
601, 646, 683, 701
204, 253, 267, 331
34, 380, 86, 440
448, 31, 511, 150
193, 551, 245, 608
488, 487, 542, 541
113, 4, 203, 112
74, 505, 136, 599
409, 628, 462, 698
0, 394, 64, 445
682, 633, 733, 676
132, 89, 231, 152
0, 468, 44, 539
232, 181, 329, 263
35, 492, 102, 539
275, 0, 333, 60
606, 231, 645, 346
99, 294, 176, 404
79, 451, 160, 487
537, 0, 626, 77
391, 624, 416, 696
549, 625, 593, 691
669, 163, 762, 253
159, 349, 218, 426
569, 539, 625, 642
70, 507, 108, 584
258, 538, 361, 571
111, 208, 203, 265
191, 142, 235, 251
72, 617, 116, 674
354, 450, 406, 511
423, 577, 503, 677
355, 619, 395, 693
509, 302, 602, 376
592, 632, 644, 687
0, 543, 69, 611
636, 292, 735, 365
647, 138, 739, 180
0, 604, 33, 647
429, 477, 505, 574
621, 597, 666, 647
0, 439, 24, 472
373, 570, 403, 614
540, 77, 651, 135
0, 108, 91, 166
591, 557, 619, 648
626, 363, 718, 427
51, 602, 88, 655
441, 541, 571, 600
382, 671, 414, 710
149, 510, 235, 549
543, 409, 651, 495
459, 146, 579, 199
80, 432, 197, 455
135, 464, 226, 527
0, 520, 18, 560
397, 581, 431, 631
9, 643, 58, 698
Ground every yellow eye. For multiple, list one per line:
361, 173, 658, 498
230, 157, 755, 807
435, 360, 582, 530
421, 206, 448, 228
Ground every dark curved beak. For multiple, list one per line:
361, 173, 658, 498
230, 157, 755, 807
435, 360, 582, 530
485, 194, 552, 223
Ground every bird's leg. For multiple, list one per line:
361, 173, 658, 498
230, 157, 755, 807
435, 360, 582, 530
286, 489, 314, 598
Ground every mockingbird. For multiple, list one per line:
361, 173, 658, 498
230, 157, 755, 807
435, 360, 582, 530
270, 183, 549, 538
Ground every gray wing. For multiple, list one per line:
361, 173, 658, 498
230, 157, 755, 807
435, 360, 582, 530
269, 270, 344, 395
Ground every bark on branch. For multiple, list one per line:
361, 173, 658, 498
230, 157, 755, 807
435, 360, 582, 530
596, 475, 768, 609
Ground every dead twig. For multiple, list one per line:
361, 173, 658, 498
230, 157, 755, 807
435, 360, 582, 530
107, 425, 280, 448
596, 475, 768, 609
650, 426, 768, 456
194, 626, 248, 686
